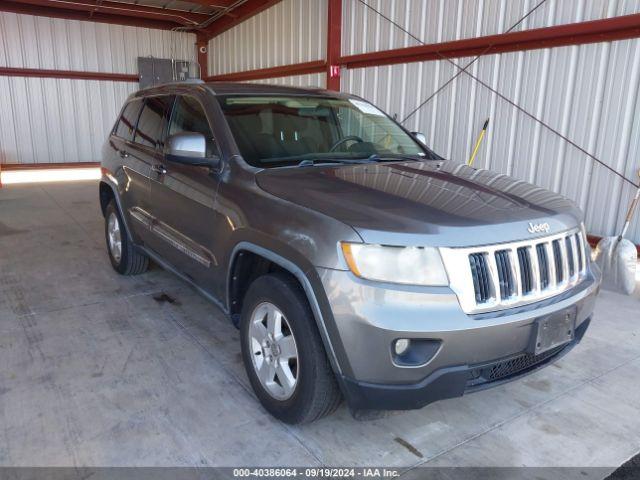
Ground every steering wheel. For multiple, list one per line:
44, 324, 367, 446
329, 135, 364, 152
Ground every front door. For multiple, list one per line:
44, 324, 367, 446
146, 95, 221, 286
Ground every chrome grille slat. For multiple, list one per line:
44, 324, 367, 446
495, 250, 515, 299
575, 233, 584, 273
486, 252, 502, 302
535, 243, 549, 291
517, 247, 533, 295
565, 236, 575, 278
545, 241, 557, 289
529, 244, 542, 294
552, 240, 564, 284
559, 238, 570, 285
440, 228, 588, 314
469, 253, 491, 303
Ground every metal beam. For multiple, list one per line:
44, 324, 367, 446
5, 0, 211, 26
203, 0, 282, 39
0, 66, 138, 82
186, 0, 238, 9
0, 0, 182, 29
340, 13, 640, 70
205, 60, 326, 82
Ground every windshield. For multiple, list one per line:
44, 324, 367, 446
218, 95, 433, 168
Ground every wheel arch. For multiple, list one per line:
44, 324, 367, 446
227, 242, 345, 376
98, 179, 137, 244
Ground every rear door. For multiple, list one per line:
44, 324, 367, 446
122, 95, 175, 245
146, 94, 221, 285
109, 98, 152, 244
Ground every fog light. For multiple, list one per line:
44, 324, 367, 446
394, 338, 410, 356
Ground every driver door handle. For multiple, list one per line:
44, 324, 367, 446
151, 164, 167, 175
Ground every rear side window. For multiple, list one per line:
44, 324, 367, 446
115, 99, 143, 141
168, 96, 217, 156
134, 96, 174, 149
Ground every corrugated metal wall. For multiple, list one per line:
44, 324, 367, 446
4, 2, 639, 242
342, 0, 640, 55
0, 12, 196, 165
341, 0, 640, 243
207, 0, 327, 75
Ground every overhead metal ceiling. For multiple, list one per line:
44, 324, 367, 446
0, 0, 278, 38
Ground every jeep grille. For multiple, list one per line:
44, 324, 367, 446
440, 229, 588, 314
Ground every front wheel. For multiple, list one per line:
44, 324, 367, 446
240, 273, 342, 424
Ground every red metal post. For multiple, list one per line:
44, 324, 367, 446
196, 34, 209, 79
326, 0, 342, 91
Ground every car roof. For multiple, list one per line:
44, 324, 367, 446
132, 81, 353, 99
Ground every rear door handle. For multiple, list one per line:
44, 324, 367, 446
151, 164, 167, 175
119, 150, 129, 158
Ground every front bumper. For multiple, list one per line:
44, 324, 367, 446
316, 266, 601, 411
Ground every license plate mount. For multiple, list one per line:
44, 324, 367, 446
532, 309, 576, 355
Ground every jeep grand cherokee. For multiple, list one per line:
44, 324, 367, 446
99, 82, 601, 424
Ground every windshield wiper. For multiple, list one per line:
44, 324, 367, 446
296, 157, 375, 167
365, 153, 427, 162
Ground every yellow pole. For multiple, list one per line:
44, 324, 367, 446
468, 118, 490, 167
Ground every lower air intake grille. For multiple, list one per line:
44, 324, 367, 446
467, 344, 566, 387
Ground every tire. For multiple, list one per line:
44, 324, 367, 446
104, 200, 149, 275
240, 273, 342, 424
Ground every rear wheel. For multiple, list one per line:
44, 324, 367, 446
240, 273, 342, 424
104, 200, 149, 275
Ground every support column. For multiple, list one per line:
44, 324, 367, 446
326, 0, 342, 91
196, 34, 208, 79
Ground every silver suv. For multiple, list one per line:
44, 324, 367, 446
99, 82, 601, 424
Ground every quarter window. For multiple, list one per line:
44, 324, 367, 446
168, 96, 217, 156
134, 96, 174, 149
114, 99, 143, 141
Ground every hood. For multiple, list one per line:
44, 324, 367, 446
255, 160, 582, 247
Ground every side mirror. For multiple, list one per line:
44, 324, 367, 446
411, 132, 427, 145
165, 132, 220, 169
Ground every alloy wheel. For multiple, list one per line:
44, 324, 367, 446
249, 302, 299, 400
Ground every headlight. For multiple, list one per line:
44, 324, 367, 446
341, 242, 449, 286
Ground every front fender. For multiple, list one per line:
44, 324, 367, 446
226, 239, 354, 378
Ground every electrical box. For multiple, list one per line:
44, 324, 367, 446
137, 57, 200, 89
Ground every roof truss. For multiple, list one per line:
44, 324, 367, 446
0, 0, 284, 37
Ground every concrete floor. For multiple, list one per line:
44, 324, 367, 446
1, 181, 639, 471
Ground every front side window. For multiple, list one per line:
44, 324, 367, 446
168, 96, 217, 157
218, 95, 430, 168
134, 96, 174, 149
115, 99, 143, 141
